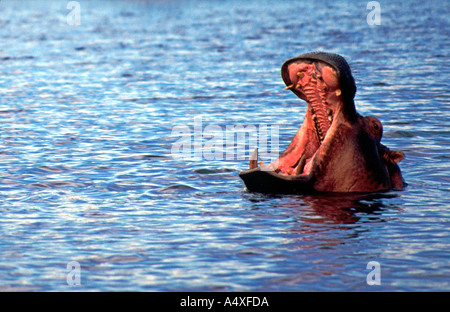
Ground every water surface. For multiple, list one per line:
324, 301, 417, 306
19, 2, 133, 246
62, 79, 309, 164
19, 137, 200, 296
0, 0, 449, 291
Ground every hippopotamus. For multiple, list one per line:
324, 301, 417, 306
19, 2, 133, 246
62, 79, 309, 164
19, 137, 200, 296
239, 52, 405, 194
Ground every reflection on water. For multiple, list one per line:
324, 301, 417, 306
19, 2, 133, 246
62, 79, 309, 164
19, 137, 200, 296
299, 192, 400, 224
0, 0, 449, 291
246, 191, 402, 224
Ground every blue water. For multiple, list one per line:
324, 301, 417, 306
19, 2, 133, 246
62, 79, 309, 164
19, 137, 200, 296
0, 0, 449, 291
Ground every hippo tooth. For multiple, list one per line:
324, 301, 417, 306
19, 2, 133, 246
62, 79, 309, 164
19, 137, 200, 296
335, 89, 341, 96
328, 115, 333, 122
312, 114, 317, 120
320, 86, 327, 91
296, 84, 301, 89
297, 72, 304, 78
285, 84, 294, 90
249, 148, 258, 169
316, 73, 322, 79
327, 108, 332, 115
294, 155, 306, 175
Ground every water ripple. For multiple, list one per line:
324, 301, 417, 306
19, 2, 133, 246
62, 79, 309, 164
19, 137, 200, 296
0, 0, 448, 292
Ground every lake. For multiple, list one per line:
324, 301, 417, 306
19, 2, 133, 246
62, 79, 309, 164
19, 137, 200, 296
0, 0, 448, 291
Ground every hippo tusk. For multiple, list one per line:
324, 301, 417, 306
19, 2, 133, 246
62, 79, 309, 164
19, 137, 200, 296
249, 148, 258, 169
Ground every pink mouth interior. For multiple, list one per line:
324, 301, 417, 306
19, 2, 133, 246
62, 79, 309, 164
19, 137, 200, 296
271, 61, 343, 176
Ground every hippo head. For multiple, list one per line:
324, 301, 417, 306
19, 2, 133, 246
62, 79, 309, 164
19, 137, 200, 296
239, 52, 405, 194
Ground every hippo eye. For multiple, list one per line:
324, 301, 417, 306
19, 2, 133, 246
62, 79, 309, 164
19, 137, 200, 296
373, 124, 379, 130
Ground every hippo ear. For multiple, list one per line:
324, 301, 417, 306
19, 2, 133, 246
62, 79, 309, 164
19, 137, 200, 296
389, 150, 405, 163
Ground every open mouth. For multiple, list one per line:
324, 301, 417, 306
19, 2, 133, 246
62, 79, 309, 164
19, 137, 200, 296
240, 52, 405, 194
270, 60, 343, 176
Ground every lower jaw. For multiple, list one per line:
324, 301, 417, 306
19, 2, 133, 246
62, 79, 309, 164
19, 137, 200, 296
278, 114, 333, 176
